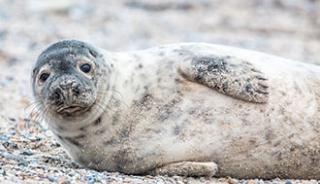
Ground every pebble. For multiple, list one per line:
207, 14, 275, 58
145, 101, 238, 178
0, 168, 6, 176
48, 175, 58, 182
17, 160, 29, 167
8, 118, 16, 122
27, 0, 73, 13
2, 141, 18, 150
21, 150, 33, 156
0, 135, 9, 142
85, 174, 97, 184
285, 181, 292, 184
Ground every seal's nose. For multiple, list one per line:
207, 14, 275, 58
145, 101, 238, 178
59, 79, 81, 96
48, 75, 84, 108
60, 79, 76, 90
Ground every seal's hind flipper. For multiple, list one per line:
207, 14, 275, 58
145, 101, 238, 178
179, 55, 269, 103
148, 161, 218, 177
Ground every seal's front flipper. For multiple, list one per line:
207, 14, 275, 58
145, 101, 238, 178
178, 55, 269, 103
148, 161, 218, 177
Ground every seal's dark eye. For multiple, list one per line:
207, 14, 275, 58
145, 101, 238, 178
80, 63, 91, 73
39, 73, 50, 82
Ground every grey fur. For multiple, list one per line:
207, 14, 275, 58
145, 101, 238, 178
32, 40, 110, 118
179, 55, 269, 103
32, 40, 320, 179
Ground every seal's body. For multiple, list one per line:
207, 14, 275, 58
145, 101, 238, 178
32, 40, 320, 179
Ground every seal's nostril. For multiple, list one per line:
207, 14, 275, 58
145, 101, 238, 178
73, 87, 80, 96
50, 88, 63, 104
53, 91, 61, 101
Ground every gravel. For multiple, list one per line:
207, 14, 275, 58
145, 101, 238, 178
0, 0, 319, 183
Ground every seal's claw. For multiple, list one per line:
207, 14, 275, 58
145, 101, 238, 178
179, 55, 269, 103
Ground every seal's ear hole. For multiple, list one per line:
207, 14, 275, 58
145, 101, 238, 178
88, 49, 97, 58
32, 68, 37, 76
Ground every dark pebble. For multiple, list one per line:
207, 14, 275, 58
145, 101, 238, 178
86, 174, 97, 184
2, 141, 18, 149
21, 150, 33, 156
23, 118, 31, 122
51, 142, 61, 147
18, 160, 29, 166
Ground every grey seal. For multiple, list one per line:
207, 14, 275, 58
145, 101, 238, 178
31, 40, 320, 179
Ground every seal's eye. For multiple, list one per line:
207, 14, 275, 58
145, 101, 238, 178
39, 73, 50, 82
80, 63, 91, 73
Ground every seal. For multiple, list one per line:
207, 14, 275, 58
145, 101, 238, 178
32, 40, 320, 179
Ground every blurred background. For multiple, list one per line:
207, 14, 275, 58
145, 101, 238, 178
0, 0, 319, 183
1, 0, 320, 120
1, 0, 320, 59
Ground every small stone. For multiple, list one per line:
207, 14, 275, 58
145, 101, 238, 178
0, 135, 9, 142
2, 141, 18, 150
21, 150, 33, 156
18, 160, 29, 167
0, 168, 6, 176
48, 175, 58, 182
86, 173, 97, 184
285, 180, 292, 184
27, 0, 73, 13
29, 136, 42, 142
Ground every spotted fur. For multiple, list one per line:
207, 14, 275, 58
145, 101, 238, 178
179, 55, 269, 103
32, 40, 320, 179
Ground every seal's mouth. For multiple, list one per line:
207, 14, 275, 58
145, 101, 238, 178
56, 105, 89, 115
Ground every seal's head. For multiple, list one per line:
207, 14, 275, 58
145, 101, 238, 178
32, 40, 110, 119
